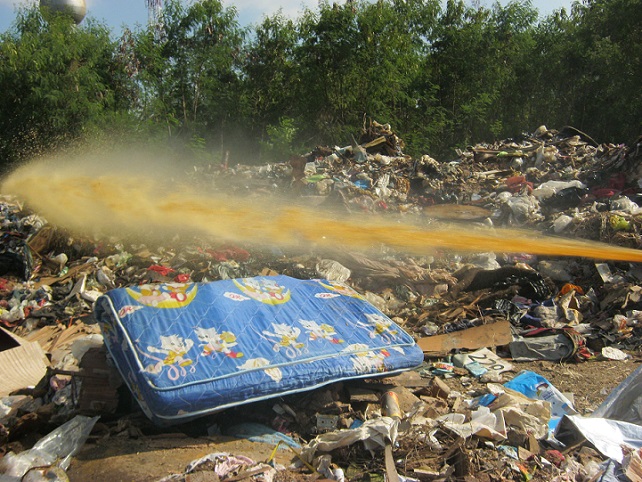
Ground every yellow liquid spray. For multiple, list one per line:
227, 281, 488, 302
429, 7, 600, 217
2, 152, 642, 263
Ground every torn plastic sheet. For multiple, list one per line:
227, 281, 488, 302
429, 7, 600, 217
300, 416, 398, 463
551, 365, 642, 468
0, 415, 98, 478
592, 363, 642, 424
555, 415, 642, 464
597, 458, 627, 482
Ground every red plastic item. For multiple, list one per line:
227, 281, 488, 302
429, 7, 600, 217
147, 265, 175, 276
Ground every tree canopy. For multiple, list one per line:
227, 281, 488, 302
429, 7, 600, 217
0, 0, 640, 168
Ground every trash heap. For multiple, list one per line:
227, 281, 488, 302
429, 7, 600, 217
1, 123, 642, 481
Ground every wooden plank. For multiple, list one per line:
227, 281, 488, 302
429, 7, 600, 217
418, 320, 513, 356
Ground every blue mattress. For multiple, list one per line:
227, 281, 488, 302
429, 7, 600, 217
94, 275, 424, 424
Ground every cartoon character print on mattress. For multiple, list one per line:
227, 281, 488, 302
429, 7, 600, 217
312, 279, 364, 299
194, 326, 244, 359
299, 319, 344, 344
357, 313, 399, 343
126, 283, 198, 308
232, 277, 291, 305
262, 323, 305, 358
344, 343, 392, 374
118, 305, 144, 317
139, 334, 196, 381
237, 357, 283, 383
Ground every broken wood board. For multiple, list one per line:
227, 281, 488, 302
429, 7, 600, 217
24, 320, 99, 354
418, 320, 513, 357
33, 262, 95, 288
362, 136, 387, 149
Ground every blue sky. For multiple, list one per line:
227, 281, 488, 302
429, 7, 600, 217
1, 0, 575, 35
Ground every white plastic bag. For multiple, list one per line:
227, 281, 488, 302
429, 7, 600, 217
0, 415, 99, 477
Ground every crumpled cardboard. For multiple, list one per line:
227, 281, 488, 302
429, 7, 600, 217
0, 326, 49, 396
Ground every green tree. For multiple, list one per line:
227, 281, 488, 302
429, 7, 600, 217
241, 12, 299, 149
426, 0, 538, 153
353, 0, 437, 135
0, 7, 131, 167
133, 0, 245, 157
557, 0, 640, 142
372, 0, 442, 156
484, 1, 538, 138
260, 116, 300, 161
295, 1, 362, 144
293, 0, 442, 150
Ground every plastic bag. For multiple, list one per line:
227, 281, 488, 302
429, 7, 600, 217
315, 260, 351, 283
504, 370, 576, 433
532, 180, 586, 200
0, 415, 99, 477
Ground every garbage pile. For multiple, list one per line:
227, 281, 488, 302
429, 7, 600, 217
1, 123, 642, 481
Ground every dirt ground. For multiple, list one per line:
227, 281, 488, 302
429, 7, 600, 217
67, 435, 297, 482
65, 356, 642, 482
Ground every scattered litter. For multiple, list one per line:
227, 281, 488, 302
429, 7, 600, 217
0, 124, 642, 480
0, 415, 98, 478
601, 346, 631, 361
158, 452, 277, 482
503, 370, 577, 433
